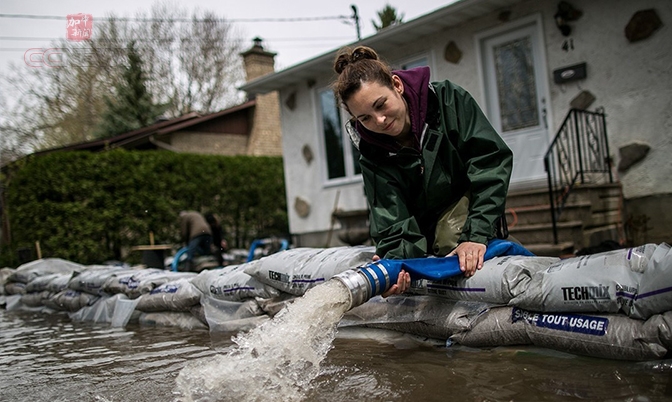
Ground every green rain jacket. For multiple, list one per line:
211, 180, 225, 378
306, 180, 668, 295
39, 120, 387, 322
346, 80, 513, 259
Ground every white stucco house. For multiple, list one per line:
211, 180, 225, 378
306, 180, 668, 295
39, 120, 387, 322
241, 0, 671, 251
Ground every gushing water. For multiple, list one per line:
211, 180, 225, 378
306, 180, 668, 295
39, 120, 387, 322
175, 279, 351, 402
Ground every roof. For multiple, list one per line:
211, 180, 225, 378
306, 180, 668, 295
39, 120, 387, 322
240, 0, 524, 95
33, 99, 257, 155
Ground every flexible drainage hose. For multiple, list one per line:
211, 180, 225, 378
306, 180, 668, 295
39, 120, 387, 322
332, 239, 535, 310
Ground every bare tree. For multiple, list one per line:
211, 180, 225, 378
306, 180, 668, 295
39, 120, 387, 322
0, 1, 244, 161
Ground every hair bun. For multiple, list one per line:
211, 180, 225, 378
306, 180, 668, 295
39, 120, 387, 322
350, 46, 378, 63
333, 46, 380, 74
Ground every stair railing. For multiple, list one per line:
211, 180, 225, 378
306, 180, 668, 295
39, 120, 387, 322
544, 108, 613, 244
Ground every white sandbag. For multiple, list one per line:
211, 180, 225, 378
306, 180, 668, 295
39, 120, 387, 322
69, 265, 135, 295
138, 311, 208, 330
408, 256, 558, 304
255, 293, 298, 317
8, 258, 84, 284
25, 273, 72, 293
243, 246, 375, 296
510, 245, 659, 315
43, 289, 101, 312
103, 268, 195, 298
192, 265, 280, 302
631, 243, 672, 319
512, 307, 666, 361
4, 281, 26, 295
0, 267, 15, 295
643, 311, 672, 350
450, 306, 532, 347
69, 293, 139, 325
341, 295, 460, 340
20, 290, 52, 307
201, 295, 265, 332
135, 278, 202, 312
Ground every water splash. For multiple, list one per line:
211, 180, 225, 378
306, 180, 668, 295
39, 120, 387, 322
175, 279, 351, 402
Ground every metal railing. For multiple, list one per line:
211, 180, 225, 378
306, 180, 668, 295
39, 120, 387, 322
544, 108, 613, 244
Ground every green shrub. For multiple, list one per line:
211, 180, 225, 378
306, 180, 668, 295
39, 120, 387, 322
1, 150, 288, 266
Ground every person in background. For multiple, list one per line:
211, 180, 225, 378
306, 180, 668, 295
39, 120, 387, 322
332, 46, 513, 296
205, 212, 227, 266
179, 210, 213, 272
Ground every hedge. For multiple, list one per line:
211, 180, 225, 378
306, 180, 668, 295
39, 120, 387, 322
1, 150, 288, 266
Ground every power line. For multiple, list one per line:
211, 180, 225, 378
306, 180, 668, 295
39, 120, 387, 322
0, 14, 350, 23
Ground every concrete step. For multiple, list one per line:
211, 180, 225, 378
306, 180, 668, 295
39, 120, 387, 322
509, 220, 585, 247
506, 202, 591, 226
523, 241, 575, 258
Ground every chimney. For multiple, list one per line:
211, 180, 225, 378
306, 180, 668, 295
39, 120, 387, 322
241, 37, 277, 82
240, 38, 282, 157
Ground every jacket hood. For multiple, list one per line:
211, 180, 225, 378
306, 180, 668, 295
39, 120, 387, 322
348, 66, 431, 153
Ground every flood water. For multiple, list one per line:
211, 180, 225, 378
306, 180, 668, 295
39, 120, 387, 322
3, 303, 672, 402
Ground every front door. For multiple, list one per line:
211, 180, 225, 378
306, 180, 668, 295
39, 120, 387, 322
479, 19, 550, 188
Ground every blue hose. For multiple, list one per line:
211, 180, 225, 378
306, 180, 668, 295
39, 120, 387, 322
171, 247, 189, 272
333, 239, 534, 309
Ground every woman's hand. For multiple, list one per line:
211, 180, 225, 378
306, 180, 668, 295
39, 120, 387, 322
447, 242, 486, 278
381, 269, 411, 297
372, 255, 411, 297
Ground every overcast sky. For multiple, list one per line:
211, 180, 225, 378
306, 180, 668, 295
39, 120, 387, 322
0, 0, 455, 75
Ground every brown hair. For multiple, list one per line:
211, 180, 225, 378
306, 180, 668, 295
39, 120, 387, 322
332, 46, 394, 107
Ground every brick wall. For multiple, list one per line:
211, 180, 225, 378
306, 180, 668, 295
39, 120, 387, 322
242, 39, 283, 157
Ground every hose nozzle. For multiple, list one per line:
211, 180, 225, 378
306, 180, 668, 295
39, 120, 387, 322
332, 262, 395, 310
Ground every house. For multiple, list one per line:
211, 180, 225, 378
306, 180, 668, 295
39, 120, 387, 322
240, 0, 671, 253
33, 38, 282, 158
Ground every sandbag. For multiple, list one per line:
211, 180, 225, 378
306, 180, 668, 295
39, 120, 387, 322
136, 278, 202, 312
44, 289, 101, 312
8, 258, 84, 284
631, 243, 672, 319
513, 307, 666, 361
69, 265, 134, 295
450, 305, 531, 347
4, 281, 26, 295
408, 255, 558, 304
25, 273, 73, 293
20, 290, 52, 308
201, 295, 266, 332
69, 293, 140, 325
138, 312, 208, 330
510, 245, 659, 316
103, 268, 195, 298
191, 265, 280, 302
243, 246, 375, 296
341, 295, 460, 340
0, 268, 15, 295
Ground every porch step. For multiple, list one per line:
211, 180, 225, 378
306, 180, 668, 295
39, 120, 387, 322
510, 220, 584, 247
524, 241, 575, 258
506, 182, 624, 256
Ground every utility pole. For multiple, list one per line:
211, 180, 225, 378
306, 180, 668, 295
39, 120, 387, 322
351, 5, 361, 41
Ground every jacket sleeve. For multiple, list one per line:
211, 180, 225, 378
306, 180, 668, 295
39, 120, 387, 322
441, 82, 513, 245
360, 158, 428, 259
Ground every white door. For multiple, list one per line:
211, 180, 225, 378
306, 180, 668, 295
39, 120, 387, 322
480, 21, 550, 187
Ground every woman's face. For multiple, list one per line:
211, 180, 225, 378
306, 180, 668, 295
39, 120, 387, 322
345, 75, 410, 137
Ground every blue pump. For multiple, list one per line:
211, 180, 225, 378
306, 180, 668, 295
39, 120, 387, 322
333, 239, 534, 309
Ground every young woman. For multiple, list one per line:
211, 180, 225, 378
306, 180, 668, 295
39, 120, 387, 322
332, 46, 513, 295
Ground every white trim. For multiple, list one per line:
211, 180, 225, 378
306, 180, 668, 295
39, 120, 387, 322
392, 50, 435, 74
474, 13, 554, 137
314, 85, 363, 188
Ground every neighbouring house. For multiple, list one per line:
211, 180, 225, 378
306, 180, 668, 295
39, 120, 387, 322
0, 39, 282, 251
33, 38, 282, 158
240, 0, 671, 254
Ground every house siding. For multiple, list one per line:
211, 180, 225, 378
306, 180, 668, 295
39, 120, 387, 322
274, 0, 671, 245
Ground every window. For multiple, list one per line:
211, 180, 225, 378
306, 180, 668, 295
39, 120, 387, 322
318, 89, 361, 183
399, 57, 428, 70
